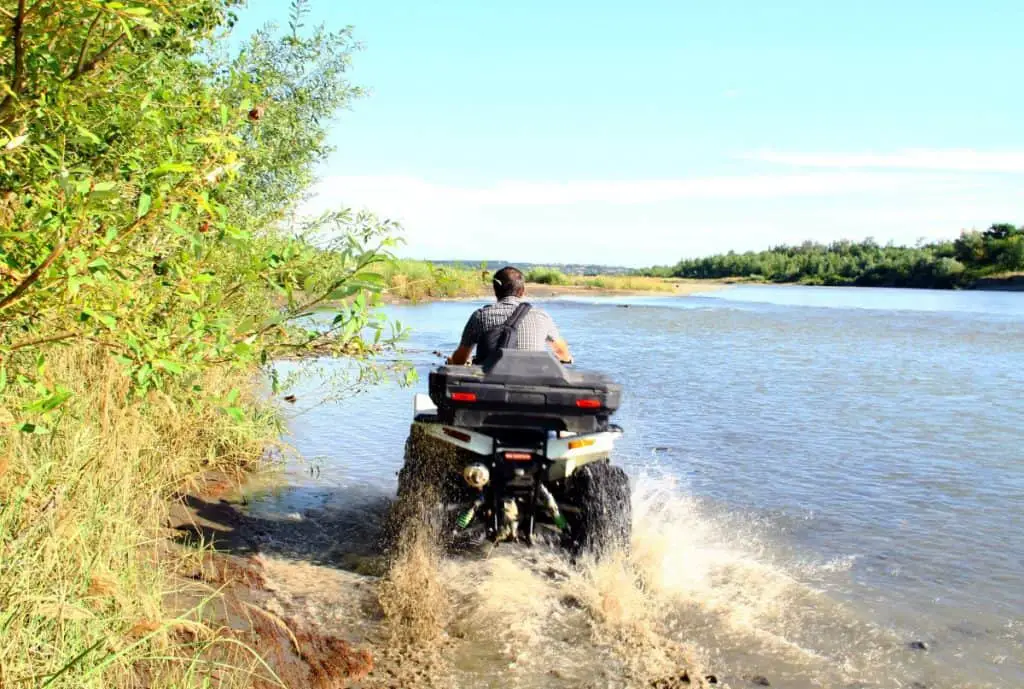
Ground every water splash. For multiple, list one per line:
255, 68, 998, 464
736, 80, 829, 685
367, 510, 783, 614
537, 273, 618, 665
251, 468, 976, 688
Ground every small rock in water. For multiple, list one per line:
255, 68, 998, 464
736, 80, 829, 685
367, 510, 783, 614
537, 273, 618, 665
559, 594, 584, 609
285, 512, 303, 521
649, 672, 689, 688
910, 682, 929, 689
749, 676, 771, 687
651, 671, 723, 688
544, 566, 570, 581
907, 640, 929, 651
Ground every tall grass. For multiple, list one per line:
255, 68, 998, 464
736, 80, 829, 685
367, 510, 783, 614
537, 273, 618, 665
381, 261, 681, 299
573, 275, 677, 292
0, 348, 279, 688
381, 260, 488, 301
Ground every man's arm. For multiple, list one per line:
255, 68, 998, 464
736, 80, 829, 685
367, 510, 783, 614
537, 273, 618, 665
550, 337, 573, 364
544, 313, 573, 363
448, 310, 481, 365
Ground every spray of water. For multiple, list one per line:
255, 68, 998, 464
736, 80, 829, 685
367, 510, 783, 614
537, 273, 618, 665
378, 525, 449, 644
367, 468, 929, 688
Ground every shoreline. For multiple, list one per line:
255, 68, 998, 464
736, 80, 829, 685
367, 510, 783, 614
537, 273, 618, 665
621, 276, 1024, 293
166, 470, 378, 687
369, 273, 1024, 308
167, 469, 714, 688
523, 279, 728, 299
376, 278, 730, 305
969, 275, 1024, 291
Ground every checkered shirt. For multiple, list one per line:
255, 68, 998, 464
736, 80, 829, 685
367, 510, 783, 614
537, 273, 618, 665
459, 297, 562, 352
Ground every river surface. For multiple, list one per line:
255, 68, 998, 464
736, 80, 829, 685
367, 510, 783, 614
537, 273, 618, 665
252, 285, 1024, 689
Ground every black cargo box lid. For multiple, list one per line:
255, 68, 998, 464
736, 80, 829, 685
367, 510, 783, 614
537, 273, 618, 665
427, 350, 622, 416
436, 350, 618, 389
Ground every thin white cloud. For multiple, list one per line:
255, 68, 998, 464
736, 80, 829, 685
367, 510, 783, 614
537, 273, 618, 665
299, 168, 1024, 265
307, 171, 945, 214
745, 149, 1024, 173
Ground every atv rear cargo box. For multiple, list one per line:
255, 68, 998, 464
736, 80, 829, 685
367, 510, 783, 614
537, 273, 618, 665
428, 350, 622, 433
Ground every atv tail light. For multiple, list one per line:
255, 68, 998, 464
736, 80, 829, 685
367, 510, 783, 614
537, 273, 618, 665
567, 438, 596, 450
575, 399, 601, 409
451, 392, 477, 402
503, 451, 533, 462
443, 428, 472, 442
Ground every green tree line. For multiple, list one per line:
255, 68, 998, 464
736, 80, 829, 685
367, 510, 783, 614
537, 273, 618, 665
643, 224, 1024, 288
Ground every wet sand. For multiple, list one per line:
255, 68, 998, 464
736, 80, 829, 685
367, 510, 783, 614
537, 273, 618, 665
166, 472, 380, 688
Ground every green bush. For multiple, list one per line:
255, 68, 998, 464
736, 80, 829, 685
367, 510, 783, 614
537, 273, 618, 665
380, 260, 487, 301
525, 267, 570, 285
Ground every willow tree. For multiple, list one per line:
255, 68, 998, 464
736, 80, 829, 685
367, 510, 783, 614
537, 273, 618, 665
0, 0, 399, 431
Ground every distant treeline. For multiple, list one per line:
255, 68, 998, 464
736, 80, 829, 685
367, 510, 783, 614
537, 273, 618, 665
641, 224, 1024, 289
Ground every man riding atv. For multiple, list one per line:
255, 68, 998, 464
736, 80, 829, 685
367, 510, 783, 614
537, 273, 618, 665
386, 266, 631, 557
447, 266, 573, 366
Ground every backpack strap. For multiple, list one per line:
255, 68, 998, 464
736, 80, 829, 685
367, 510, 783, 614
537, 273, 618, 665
495, 302, 532, 350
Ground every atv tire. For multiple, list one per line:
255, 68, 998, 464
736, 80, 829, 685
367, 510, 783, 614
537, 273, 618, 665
384, 425, 467, 554
568, 462, 632, 558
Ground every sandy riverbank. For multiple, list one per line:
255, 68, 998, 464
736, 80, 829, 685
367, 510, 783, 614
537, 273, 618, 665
524, 279, 729, 299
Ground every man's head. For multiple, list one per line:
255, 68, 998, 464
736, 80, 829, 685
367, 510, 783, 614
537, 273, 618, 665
492, 266, 525, 300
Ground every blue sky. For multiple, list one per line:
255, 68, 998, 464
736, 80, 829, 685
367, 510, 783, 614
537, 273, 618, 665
232, 1, 1024, 266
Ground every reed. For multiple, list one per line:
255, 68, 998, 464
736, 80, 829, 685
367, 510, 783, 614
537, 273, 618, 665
381, 260, 489, 301
0, 348, 280, 688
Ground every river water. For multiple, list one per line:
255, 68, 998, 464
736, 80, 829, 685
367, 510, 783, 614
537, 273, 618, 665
252, 285, 1024, 688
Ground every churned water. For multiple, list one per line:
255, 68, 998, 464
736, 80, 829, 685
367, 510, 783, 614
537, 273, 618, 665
250, 285, 1024, 688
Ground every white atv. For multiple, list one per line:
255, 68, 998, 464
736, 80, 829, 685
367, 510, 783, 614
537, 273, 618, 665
388, 349, 631, 556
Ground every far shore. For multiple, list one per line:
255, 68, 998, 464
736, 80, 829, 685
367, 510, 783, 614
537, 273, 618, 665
333, 272, 1024, 310
969, 275, 1024, 291
523, 278, 729, 299
376, 278, 731, 304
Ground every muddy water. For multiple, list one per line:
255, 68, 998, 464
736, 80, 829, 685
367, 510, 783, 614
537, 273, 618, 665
244, 286, 1024, 688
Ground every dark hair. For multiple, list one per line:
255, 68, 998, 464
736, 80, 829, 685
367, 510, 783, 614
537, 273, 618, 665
492, 266, 525, 299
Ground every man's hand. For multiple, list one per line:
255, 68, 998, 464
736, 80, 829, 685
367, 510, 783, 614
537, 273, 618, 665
447, 345, 473, 365
550, 338, 573, 364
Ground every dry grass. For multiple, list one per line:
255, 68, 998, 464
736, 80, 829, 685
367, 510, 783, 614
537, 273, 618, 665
381, 260, 488, 302
571, 275, 678, 292
0, 348, 280, 688
379, 260, 693, 300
